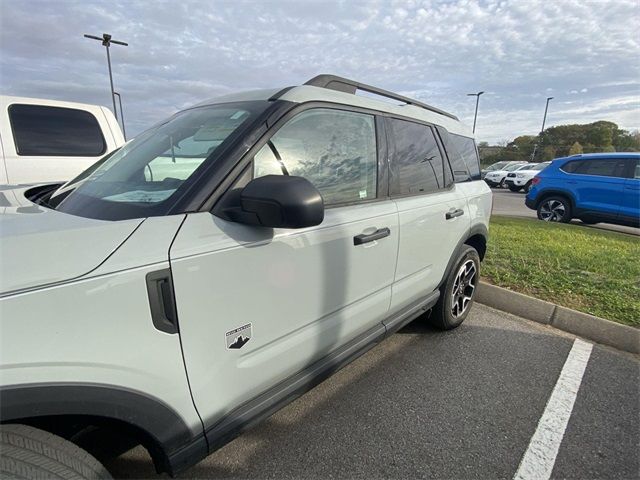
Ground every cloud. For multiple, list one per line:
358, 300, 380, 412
1, 0, 638, 143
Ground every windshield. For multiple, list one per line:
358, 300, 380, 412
487, 161, 508, 171
505, 163, 526, 171
48, 102, 266, 220
532, 162, 551, 171
516, 164, 536, 171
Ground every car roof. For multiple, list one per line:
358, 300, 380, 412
0, 94, 109, 111
558, 152, 640, 161
192, 75, 473, 138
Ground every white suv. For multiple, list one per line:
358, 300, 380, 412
0, 75, 491, 479
505, 161, 551, 192
483, 162, 528, 187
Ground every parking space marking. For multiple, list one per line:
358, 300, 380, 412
514, 338, 593, 480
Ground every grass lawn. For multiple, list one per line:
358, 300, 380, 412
482, 216, 640, 327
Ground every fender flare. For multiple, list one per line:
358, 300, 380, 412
438, 223, 488, 289
0, 383, 206, 473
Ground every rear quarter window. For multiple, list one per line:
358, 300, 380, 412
449, 134, 480, 181
9, 104, 106, 156
436, 127, 480, 182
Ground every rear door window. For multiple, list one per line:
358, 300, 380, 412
387, 118, 445, 195
9, 104, 106, 156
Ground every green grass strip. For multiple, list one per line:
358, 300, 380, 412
483, 217, 640, 326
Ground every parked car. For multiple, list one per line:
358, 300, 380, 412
483, 162, 528, 187
505, 162, 551, 192
525, 153, 640, 226
0, 75, 492, 479
481, 160, 523, 179
0, 95, 124, 185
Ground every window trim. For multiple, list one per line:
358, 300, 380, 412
8, 103, 107, 157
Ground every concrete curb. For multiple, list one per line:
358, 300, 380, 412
476, 282, 640, 355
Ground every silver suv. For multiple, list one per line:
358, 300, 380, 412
0, 75, 491, 479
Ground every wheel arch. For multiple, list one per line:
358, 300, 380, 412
533, 189, 576, 210
439, 224, 488, 289
0, 383, 207, 475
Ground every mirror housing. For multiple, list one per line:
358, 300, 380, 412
222, 175, 324, 229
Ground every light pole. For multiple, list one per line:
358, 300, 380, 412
531, 96, 554, 161
84, 33, 128, 121
540, 96, 553, 133
466, 91, 484, 134
113, 92, 126, 140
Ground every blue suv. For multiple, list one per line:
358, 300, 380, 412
525, 153, 640, 227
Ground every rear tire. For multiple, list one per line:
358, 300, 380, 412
430, 246, 480, 330
537, 196, 572, 223
0, 424, 112, 480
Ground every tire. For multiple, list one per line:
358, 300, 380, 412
537, 196, 572, 223
0, 424, 112, 480
430, 245, 480, 330
523, 181, 532, 194
498, 178, 505, 188
508, 185, 521, 192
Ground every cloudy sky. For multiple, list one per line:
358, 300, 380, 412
1, 0, 638, 143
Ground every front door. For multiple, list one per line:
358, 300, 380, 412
169, 107, 399, 430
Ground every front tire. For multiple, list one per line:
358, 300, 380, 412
508, 185, 521, 192
537, 196, 572, 223
523, 181, 532, 194
430, 246, 480, 330
0, 424, 112, 480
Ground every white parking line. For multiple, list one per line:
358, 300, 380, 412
514, 338, 593, 480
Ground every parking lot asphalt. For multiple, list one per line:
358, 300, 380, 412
106, 304, 639, 479
490, 187, 639, 236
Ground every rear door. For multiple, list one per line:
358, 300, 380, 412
385, 118, 470, 314
170, 107, 399, 430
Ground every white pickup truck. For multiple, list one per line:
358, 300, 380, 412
0, 95, 124, 185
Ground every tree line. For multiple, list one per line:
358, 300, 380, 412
479, 121, 640, 167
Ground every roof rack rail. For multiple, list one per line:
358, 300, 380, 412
304, 74, 459, 121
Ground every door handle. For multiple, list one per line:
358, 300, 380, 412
445, 209, 464, 220
353, 227, 391, 245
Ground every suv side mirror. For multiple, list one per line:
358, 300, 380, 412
221, 175, 324, 229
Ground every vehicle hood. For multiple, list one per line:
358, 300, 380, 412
0, 187, 143, 296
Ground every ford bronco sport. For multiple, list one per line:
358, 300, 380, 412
0, 75, 491, 479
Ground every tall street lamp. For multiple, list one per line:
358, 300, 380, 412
531, 96, 554, 161
113, 92, 126, 140
84, 33, 128, 121
540, 96, 553, 133
467, 91, 484, 134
